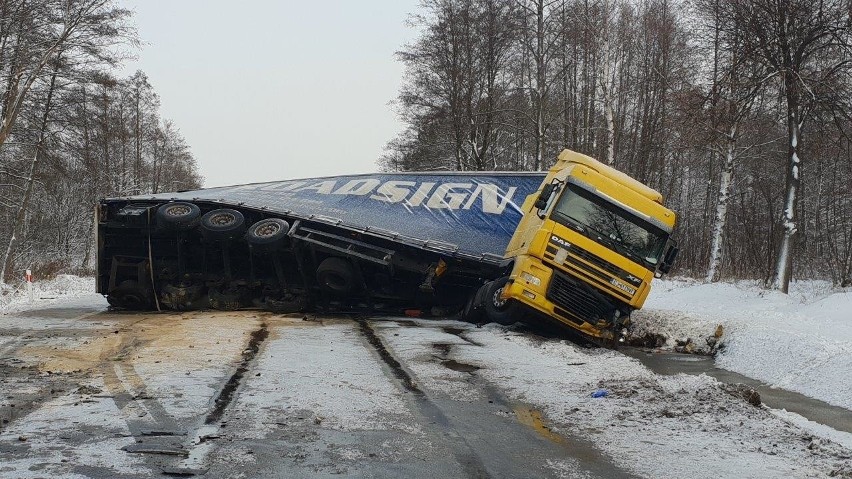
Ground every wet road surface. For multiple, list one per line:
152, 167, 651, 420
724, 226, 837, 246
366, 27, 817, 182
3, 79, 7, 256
0, 305, 630, 478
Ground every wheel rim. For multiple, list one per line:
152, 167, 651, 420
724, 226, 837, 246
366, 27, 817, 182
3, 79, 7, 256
166, 205, 191, 217
209, 212, 236, 226
492, 286, 507, 309
255, 221, 281, 237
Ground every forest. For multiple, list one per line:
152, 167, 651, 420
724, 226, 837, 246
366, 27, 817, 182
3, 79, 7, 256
1, 0, 850, 292
0, 0, 201, 284
384, 0, 852, 290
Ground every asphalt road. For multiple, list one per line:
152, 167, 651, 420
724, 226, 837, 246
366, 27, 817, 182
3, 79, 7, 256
0, 303, 849, 478
0, 305, 632, 478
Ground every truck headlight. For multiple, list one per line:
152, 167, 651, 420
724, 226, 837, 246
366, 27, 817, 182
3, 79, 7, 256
520, 271, 541, 286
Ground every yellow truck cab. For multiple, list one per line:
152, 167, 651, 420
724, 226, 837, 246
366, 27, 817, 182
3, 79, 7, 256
484, 149, 679, 343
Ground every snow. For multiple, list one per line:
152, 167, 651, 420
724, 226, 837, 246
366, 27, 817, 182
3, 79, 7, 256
771, 408, 852, 451
2, 276, 850, 478
633, 279, 852, 410
0, 275, 102, 315
229, 319, 421, 435
385, 322, 852, 478
0, 377, 143, 478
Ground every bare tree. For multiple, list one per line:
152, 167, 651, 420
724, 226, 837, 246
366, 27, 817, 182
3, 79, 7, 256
727, 0, 852, 292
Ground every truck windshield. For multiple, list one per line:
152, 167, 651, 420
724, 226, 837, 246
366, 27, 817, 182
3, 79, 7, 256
550, 184, 667, 268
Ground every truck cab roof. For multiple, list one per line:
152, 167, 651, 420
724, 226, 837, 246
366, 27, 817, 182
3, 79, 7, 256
551, 150, 664, 204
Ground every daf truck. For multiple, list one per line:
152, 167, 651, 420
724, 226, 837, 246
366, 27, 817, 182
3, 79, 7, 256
466, 149, 679, 343
96, 149, 678, 343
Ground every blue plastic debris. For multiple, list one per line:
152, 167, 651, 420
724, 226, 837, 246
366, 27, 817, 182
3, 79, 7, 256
591, 389, 608, 398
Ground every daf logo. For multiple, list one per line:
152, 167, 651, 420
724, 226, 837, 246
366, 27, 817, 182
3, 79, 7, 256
549, 235, 571, 248
610, 278, 636, 295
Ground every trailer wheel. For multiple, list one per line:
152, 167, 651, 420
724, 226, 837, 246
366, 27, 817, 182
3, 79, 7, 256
316, 257, 356, 295
107, 280, 152, 310
200, 208, 246, 241
156, 202, 201, 231
483, 277, 517, 325
246, 218, 289, 251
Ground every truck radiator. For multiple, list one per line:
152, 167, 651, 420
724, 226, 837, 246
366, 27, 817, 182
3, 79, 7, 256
545, 270, 610, 325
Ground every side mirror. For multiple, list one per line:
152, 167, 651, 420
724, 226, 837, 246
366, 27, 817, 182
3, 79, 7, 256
534, 183, 557, 211
659, 243, 679, 274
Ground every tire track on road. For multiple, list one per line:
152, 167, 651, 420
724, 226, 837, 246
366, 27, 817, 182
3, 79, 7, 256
369, 319, 639, 479
357, 318, 492, 479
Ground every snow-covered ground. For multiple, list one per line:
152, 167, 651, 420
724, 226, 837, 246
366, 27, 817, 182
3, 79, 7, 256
377, 319, 852, 478
632, 279, 852, 410
0, 274, 102, 315
1, 275, 851, 478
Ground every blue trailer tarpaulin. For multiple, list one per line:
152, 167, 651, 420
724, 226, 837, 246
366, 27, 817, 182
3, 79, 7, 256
131, 172, 546, 259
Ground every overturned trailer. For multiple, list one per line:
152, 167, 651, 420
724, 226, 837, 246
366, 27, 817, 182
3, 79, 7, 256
97, 173, 545, 315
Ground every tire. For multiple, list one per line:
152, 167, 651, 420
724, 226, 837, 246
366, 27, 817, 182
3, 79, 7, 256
246, 218, 289, 251
156, 202, 201, 231
483, 277, 517, 325
316, 257, 357, 295
107, 280, 152, 310
200, 208, 246, 241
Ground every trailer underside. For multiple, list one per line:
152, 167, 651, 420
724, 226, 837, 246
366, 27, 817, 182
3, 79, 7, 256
97, 199, 503, 316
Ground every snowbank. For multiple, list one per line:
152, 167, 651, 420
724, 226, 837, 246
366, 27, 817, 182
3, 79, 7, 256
376, 321, 852, 478
631, 279, 852, 410
0, 274, 102, 314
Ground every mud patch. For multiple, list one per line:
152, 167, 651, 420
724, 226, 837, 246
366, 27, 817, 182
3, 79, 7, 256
21, 334, 124, 373
625, 331, 667, 349
723, 383, 762, 407
205, 324, 269, 424
514, 406, 565, 444
441, 359, 480, 373
431, 343, 452, 356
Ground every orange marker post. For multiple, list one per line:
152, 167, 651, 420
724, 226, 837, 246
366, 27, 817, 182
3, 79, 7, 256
25, 269, 33, 303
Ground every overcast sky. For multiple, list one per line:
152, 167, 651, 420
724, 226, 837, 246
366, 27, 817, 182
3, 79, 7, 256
118, 0, 421, 187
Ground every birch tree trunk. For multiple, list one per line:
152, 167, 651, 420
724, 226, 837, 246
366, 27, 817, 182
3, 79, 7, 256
533, 0, 545, 171
601, 0, 615, 165
706, 128, 736, 282
772, 107, 801, 293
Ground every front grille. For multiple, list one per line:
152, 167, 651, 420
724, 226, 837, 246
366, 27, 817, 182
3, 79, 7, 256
546, 270, 610, 324
571, 246, 630, 279
544, 242, 637, 301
